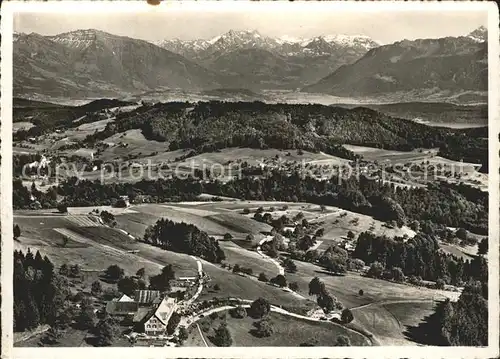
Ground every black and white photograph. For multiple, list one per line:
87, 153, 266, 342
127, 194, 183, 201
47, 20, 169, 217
2, 1, 499, 358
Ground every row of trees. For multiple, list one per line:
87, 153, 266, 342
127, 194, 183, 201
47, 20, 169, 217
14, 166, 488, 236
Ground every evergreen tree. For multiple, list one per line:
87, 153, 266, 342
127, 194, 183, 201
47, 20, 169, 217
14, 224, 21, 239
308, 277, 326, 296
270, 274, 287, 288
105, 265, 125, 282
341, 308, 354, 324
178, 326, 189, 342
59, 264, 69, 276
136, 267, 146, 279
478, 238, 488, 255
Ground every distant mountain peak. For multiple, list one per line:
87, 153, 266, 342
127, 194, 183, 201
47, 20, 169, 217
468, 26, 487, 43
277, 33, 380, 50
155, 30, 380, 58
211, 29, 265, 44
48, 28, 105, 49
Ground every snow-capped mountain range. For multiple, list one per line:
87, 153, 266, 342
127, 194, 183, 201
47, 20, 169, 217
13, 26, 488, 101
154, 29, 380, 58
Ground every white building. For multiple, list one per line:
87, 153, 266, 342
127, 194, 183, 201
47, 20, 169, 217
142, 297, 177, 336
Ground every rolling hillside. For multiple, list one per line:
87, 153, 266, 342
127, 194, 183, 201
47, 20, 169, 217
14, 29, 224, 98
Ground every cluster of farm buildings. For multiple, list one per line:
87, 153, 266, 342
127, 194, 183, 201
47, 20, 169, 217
105, 276, 199, 337
106, 290, 177, 336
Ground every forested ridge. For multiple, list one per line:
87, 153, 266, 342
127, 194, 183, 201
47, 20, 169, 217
85, 101, 487, 165
16, 100, 487, 166
353, 232, 487, 285
14, 167, 487, 234
13, 98, 134, 140
205, 171, 488, 233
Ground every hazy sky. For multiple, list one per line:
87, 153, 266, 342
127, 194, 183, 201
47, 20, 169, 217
14, 9, 488, 45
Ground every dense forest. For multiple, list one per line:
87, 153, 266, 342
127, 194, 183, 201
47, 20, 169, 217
15, 100, 487, 168
84, 101, 487, 167
143, 219, 226, 263
14, 166, 488, 234
353, 231, 487, 285
13, 249, 68, 332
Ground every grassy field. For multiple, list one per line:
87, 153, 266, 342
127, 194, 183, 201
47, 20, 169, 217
14, 215, 84, 248
126, 204, 242, 237
173, 148, 349, 169
13, 199, 461, 346
198, 261, 310, 308
287, 260, 457, 309
219, 241, 278, 278
284, 259, 458, 345
343, 144, 437, 164
95, 146, 351, 182
13, 207, 304, 305
342, 144, 486, 190
117, 203, 271, 238
48, 118, 116, 143
100, 129, 171, 160
182, 325, 208, 347
13, 212, 194, 276
13, 121, 35, 133
193, 311, 370, 347
200, 201, 415, 242
310, 207, 416, 245
439, 242, 476, 260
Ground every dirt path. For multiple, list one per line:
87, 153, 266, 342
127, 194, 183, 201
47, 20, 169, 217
257, 236, 285, 275
350, 298, 437, 311
185, 255, 204, 305
196, 323, 209, 347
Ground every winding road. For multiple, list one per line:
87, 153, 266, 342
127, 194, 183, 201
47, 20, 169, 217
184, 255, 204, 305
257, 236, 285, 275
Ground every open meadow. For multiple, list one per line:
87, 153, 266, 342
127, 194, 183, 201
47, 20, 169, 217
187, 311, 370, 347
284, 260, 459, 345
